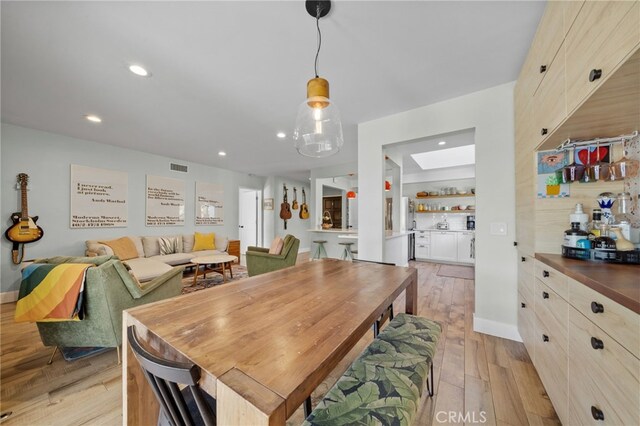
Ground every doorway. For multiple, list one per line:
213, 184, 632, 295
238, 188, 262, 264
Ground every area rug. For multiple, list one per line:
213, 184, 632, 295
61, 346, 112, 361
436, 264, 474, 280
181, 265, 248, 294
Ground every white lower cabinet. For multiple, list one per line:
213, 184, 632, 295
430, 231, 457, 262
456, 232, 475, 264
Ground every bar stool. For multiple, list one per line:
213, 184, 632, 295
351, 250, 358, 260
312, 240, 328, 260
339, 242, 355, 261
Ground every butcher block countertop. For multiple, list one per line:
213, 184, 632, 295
536, 253, 640, 314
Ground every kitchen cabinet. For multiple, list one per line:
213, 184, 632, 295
455, 232, 475, 264
430, 231, 457, 262
415, 230, 430, 260
523, 258, 640, 426
534, 41, 566, 146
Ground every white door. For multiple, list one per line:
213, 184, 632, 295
239, 189, 259, 256
431, 231, 457, 261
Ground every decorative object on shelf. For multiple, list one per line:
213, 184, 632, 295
597, 192, 616, 224
293, 0, 343, 158
611, 228, 634, 251
5, 173, 44, 264
346, 190, 356, 199
537, 150, 570, 198
321, 211, 333, 229
385, 180, 391, 191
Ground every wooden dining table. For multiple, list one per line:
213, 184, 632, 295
122, 258, 418, 425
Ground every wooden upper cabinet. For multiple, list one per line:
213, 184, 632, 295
563, 1, 585, 37
534, 42, 566, 146
565, 1, 640, 115
533, 1, 565, 93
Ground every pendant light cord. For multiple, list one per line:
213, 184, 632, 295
314, 5, 322, 78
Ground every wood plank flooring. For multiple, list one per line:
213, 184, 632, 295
0, 261, 559, 425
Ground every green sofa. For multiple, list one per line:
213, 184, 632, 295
33, 255, 183, 356
245, 235, 300, 277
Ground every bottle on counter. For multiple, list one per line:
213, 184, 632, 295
593, 222, 616, 251
564, 222, 589, 248
588, 209, 603, 237
570, 203, 589, 232
612, 192, 632, 241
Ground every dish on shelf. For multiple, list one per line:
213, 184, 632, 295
457, 191, 467, 195
428, 191, 438, 196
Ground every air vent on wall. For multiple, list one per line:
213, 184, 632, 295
170, 163, 188, 173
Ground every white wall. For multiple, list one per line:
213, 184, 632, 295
358, 82, 519, 341
0, 124, 266, 296
262, 177, 311, 252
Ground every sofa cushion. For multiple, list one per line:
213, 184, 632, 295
99, 237, 139, 261
123, 258, 173, 282
141, 236, 161, 257
129, 236, 145, 258
269, 237, 284, 255
183, 234, 195, 253
193, 232, 216, 251
86, 240, 114, 256
159, 236, 183, 255
150, 252, 194, 266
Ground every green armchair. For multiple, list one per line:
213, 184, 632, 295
245, 235, 300, 277
32, 255, 183, 362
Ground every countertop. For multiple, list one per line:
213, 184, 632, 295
535, 253, 640, 314
385, 231, 414, 240
308, 228, 358, 234
415, 228, 475, 233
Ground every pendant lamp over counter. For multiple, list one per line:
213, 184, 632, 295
293, 0, 344, 158
347, 190, 357, 199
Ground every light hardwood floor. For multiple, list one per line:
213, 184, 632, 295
0, 261, 559, 425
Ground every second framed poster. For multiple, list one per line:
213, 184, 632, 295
195, 181, 224, 225
146, 175, 185, 226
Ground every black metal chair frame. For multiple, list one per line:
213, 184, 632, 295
127, 326, 216, 426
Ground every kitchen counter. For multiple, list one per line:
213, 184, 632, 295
415, 228, 475, 232
536, 253, 640, 314
385, 231, 414, 240
308, 228, 358, 234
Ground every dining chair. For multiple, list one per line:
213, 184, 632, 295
127, 326, 217, 426
353, 259, 397, 337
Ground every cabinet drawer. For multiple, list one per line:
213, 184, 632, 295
518, 290, 536, 362
535, 279, 568, 346
517, 256, 534, 305
568, 307, 640, 426
415, 243, 430, 259
534, 309, 568, 424
568, 278, 640, 358
534, 260, 568, 299
566, 1, 639, 114
415, 231, 430, 242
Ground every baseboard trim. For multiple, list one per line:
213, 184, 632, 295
473, 314, 522, 342
1, 290, 19, 304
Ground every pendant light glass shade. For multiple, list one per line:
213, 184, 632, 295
294, 78, 343, 158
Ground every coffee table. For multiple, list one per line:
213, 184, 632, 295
190, 254, 238, 286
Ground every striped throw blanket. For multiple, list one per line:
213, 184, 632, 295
15, 263, 92, 323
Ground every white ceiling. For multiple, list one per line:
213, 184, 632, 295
1, 1, 544, 182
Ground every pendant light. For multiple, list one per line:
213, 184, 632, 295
347, 190, 357, 199
293, 0, 344, 158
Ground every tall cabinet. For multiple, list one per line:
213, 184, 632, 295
514, 1, 640, 424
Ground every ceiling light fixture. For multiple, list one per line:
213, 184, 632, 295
277, 132, 287, 139
85, 114, 102, 123
218, 151, 226, 156
385, 181, 391, 191
293, 0, 344, 158
129, 64, 150, 77
438, 141, 446, 145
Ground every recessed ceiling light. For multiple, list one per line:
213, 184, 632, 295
277, 132, 286, 139
85, 115, 102, 123
438, 141, 446, 145
128, 64, 151, 77
218, 151, 227, 156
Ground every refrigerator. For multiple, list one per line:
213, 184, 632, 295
400, 197, 416, 261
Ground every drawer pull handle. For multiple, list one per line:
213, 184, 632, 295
540, 65, 547, 73
591, 337, 604, 350
591, 301, 604, 314
542, 270, 550, 278
589, 69, 602, 82
542, 334, 549, 342
521, 256, 526, 262
541, 128, 548, 136
542, 291, 549, 299
521, 302, 526, 308
591, 406, 604, 421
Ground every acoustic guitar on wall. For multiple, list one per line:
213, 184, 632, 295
280, 183, 292, 229
292, 187, 299, 210
5, 173, 44, 264
299, 188, 310, 219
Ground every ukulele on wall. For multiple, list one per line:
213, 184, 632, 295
299, 188, 310, 220
292, 187, 299, 210
280, 183, 292, 229
5, 173, 44, 264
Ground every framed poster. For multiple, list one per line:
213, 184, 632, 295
195, 181, 224, 225
263, 198, 274, 210
146, 175, 185, 226
70, 164, 128, 228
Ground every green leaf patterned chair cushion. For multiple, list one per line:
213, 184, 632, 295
303, 313, 442, 426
